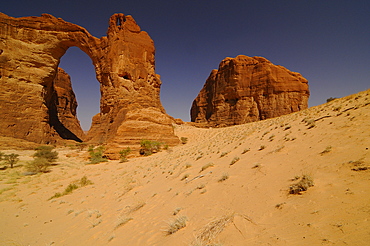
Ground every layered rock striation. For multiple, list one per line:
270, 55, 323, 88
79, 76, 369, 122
191, 55, 309, 126
0, 13, 179, 147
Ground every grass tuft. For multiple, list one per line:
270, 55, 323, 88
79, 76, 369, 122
218, 173, 229, 182
192, 214, 234, 245
165, 216, 188, 235
289, 174, 314, 194
49, 176, 93, 200
200, 163, 214, 172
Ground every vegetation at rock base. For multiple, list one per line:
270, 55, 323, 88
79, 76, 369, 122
88, 145, 108, 164
140, 140, 163, 156
119, 147, 131, 162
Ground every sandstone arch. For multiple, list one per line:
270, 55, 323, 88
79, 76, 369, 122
0, 13, 179, 148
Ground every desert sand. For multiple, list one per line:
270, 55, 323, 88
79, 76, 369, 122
0, 89, 369, 246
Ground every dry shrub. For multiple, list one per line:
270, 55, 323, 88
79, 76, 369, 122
127, 201, 146, 213
115, 216, 133, 230
165, 216, 188, 235
289, 174, 314, 194
200, 163, 214, 172
218, 173, 229, 182
193, 214, 234, 245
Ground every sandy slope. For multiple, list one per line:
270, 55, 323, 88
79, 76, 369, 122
0, 89, 369, 246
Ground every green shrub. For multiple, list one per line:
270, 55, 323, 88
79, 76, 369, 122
88, 146, 108, 164
64, 183, 79, 194
140, 140, 162, 156
49, 176, 93, 200
326, 97, 337, 103
4, 153, 19, 168
119, 147, 131, 162
76, 142, 88, 151
26, 157, 50, 173
34, 146, 58, 163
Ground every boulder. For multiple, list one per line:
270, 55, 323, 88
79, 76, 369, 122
191, 55, 309, 126
0, 13, 179, 148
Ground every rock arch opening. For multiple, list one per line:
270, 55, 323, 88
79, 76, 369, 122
59, 46, 100, 133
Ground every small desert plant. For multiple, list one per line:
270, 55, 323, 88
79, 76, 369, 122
200, 163, 214, 172
259, 145, 266, 151
220, 151, 229, 158
218, 173, 229, 182
127, 201, 146, 213
88, 146, 108, 164
140, 140, 162, 156
34, 146, 58, 163
165, 216, 188, 235
289, 174, 314, 194
4, 153, 19, 168
119, 147, 131, 162
79, 175, 93, 186
241, 148, 250, 154
326, 97, 337, 103
180, 137, 188, 144
275, 202, 286, 209
26, 157, 51, 173
193, 214, 234, 245
173, 207, 182, 216
302, 117, 316, 129
49, 176, 93, 200
181, 173, 189, 181
185, 163, 192, 169
75, 142, 88, 151
115, 216, 133, 230
229, 157, 240, 166
320, 146, 332, 155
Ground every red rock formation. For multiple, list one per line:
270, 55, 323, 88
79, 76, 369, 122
51, 67, 85, 141
0, 13, 179, 148
191, 55, 309, 126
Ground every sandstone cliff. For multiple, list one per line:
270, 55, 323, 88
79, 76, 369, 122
50, 67, 85, 141
191, 55, 309, 126
0, 13, 179, 148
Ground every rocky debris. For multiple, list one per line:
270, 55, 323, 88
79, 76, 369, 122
0, 13, 179, 148
191, 55, 309, 126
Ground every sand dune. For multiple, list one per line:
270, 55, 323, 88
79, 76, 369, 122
1, 89, 369, 245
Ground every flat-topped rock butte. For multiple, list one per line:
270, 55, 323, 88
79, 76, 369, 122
191, 55, 309, 127
0, 13, 179, 150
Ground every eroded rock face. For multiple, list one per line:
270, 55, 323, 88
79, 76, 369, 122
0, 13, 179, 147
51, 67, 85, 141
191, 55, 309, 126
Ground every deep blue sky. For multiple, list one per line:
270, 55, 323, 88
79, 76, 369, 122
3, 1, 370, 130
